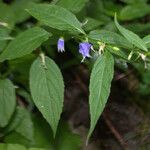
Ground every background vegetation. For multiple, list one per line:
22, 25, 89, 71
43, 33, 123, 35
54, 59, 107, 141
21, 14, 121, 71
0, 0, 150, 150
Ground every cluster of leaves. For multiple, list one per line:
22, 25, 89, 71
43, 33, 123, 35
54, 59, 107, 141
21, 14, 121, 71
0, 0, 150, 149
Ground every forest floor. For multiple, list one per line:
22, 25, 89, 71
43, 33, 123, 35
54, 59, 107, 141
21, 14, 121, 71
63, 64, 150, 150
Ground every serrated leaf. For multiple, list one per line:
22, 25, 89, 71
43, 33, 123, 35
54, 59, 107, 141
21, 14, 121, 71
114, 14, 148, 51
88, 30, 133, 49
143, 35, 150, 48
27, 4, 85, 34
0, 27, 50, 62
88, 52, 114, 141
56, 0, 88, 14
0, 79, 16, 127
30, 56, 64, 137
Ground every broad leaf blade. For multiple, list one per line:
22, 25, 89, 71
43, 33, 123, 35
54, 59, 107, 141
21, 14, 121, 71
0, 143, 6, 149
122, 0, 147, 4
4, 132, 32, 147
55, 123, 81, 150
0, 79, 16, 127
56, 0, 88, 14
88, 29, 133, 49
14, 107, 34, 141
29, 148, 46, 150
88, 52, 114, 141
120, 4, 150, 21
83, 18, 103, 32
0, 27, 50, 62
11, 0, 41, 23
143, 35, 150, 48
0, 144, 47, 150
106, 47, 128, 60
30, 56, 64, 136
114, 14, 148, 51
27, 4, 85, 34
0, 27, 13, 41
0, 2, 15, 28
7, 144, 27, 150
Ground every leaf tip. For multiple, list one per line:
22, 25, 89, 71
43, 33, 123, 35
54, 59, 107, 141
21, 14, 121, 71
86, 133, 90, 146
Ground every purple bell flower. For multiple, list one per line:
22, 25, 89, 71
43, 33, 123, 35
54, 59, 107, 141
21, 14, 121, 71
79, 42, 92, 62
57, 38, 65, 52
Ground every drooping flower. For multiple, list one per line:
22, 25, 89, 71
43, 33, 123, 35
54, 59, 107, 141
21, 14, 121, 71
57, 38, 65, 52
79, 42, 92, 62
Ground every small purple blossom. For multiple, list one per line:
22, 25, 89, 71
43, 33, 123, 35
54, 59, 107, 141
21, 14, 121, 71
57, 38, 65, 52
79, 42, 92, 62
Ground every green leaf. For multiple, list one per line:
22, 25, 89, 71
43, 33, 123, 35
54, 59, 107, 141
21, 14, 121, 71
0, 144, 6, 150
0, 144, 46, 150
120, 4, 150, 21
14, 107, 34, 141
27, 4, 85, 34
4, 107, 26, 134
0, 27, 50, 62
0, 79, 16, 127
11, 0, 41, 23
122, 0, 147, 4
4, 132, 32, 147
55, 123, 81, 150
30, 56, 64, 137
83, 18, 103, 32
0, 27, 11, 52
7, 144, 27, 150
32, 115, 54, 149
143, 35, 150, 48
114, 14, 148, 51
17, 89, 34, 110
56, 0, 88, 14
106, 46, 128, 60
0, 144, 24, 150
88, 52, 114, 141
0, 2, 15, 28
125, 22, 150, 35
88, 30, 133, 49
0, 40, 7, 52
0, 27, 13, 41
29, 148, 46, 150
9, 54, 36, 87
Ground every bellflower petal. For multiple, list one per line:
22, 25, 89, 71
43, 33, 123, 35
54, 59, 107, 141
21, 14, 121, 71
57, 38, 65, 52
79, 42, 92, 62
